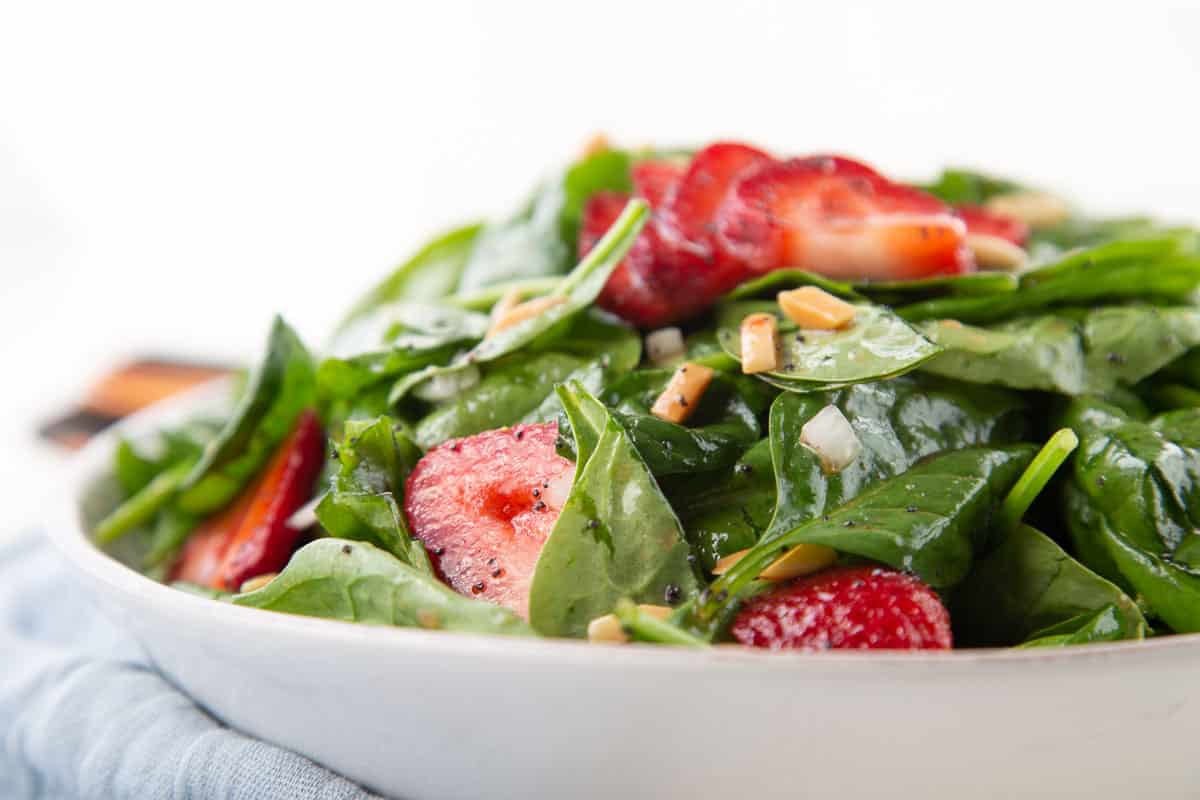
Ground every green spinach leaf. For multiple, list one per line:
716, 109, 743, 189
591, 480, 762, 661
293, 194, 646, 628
234, 539, 532, 636
919, 168, 1023, 206
526, 383, 699, 637
315, 417, 432, 572
178, 317, 318, 514
952, 524, 1146, 647
716, 300, 941, 390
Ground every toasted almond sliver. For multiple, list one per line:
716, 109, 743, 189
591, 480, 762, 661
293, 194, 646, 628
488, 295, 566, 336
239, 573, 278, 593
984, 190, 1070, 230
777, 286, 856, 330
587, 604, 672, 644
650, 362, 714, 424
580, 132, 612, 159
711, 548, 750, 576
739, 313, 780, 374
967, 233, 1028, 272
760, 544, 839, 581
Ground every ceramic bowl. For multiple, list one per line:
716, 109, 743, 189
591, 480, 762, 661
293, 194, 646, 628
50, 381, 1200, 799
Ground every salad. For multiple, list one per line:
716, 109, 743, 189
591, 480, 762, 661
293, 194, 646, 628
92, 139, 1200, 651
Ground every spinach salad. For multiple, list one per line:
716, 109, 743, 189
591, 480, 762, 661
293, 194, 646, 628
93, 140, 1200, 651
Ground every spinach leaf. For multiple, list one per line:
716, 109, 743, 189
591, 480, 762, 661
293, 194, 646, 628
456, 149, 633, 292
722, 270, 861, 302
716, 300, 941, 390
588, 369, 767, 476
920, 306, 1200, 395
664, 375, 1030, 569
526, 383, 699, 637
952, 524, 1146, 647
233, 539, 532, 636
898, 238, 1200, 324
178, 317, 318, 514
315, 417, 432, 572
1062, 399, 1200, 633
337, 223, 482, 333
722, 266, 1018, 307
681, 442, 1034, 638
919, 168, 1023, 206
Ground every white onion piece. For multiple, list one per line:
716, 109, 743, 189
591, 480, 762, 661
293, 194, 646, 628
800, 405, 862, 474
286, 494, 325, 531
542, 467, 576, 509
644, 327, 685, 366
413, 365, 481, 402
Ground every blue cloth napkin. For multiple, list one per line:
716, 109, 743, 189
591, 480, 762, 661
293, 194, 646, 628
0, 532, 382, 800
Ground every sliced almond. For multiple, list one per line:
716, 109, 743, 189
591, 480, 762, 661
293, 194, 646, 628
587, 604, 672, 644
580, 132, 612, 158
238, 573, 278, 593
650, 362, 714, 424
984, 190, 1070, 229
760, 544, 838, 581
967, 233, 1028, 272
488, 295, 566, 336
777, 286, 856, 330
739, 313, 780, 374
711, 544, 837, 581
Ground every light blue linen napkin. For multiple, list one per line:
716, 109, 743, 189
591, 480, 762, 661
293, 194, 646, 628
0, 532, 382, 800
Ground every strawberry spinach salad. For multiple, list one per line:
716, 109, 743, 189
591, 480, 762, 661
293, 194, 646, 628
93, 140, 1200, 651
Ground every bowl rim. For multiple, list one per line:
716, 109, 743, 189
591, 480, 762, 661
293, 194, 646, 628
49, 377, 1200, 672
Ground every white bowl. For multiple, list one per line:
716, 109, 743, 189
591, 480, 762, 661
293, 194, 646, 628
50, 381, 1200, 799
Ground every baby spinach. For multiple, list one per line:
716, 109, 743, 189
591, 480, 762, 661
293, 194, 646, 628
178, 317, 318, 514
234, 539, 532, 636
722, 270, 861, 302
337, 223, 483, 333
723, 266, 1017, 307
920, 306, 1200, 395
456, 149, 634, 292
919, 168, 1023, 206
526, 383, 699, 637
898, 238, 1200, 324
1062, 399, 1200, 633
665, 375, 1030, 569
716, 300, 941, 390
591, 369, 768, 476
315, 417, 432, 572
952, 524, 1146, 647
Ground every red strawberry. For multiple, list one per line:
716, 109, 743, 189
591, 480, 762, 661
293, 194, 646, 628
658, 141, 772, 262
403, 422, 575, 618
716, 156, 972, 280
730, 565, 952, 651
582, 191, 676, 327
955, 203, 1030, 246
631, 160, 684, 208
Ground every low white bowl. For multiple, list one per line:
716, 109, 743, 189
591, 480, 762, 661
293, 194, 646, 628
50, 381, 1200, 799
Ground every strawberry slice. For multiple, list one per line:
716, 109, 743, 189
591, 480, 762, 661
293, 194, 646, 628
731, 565, 952, 650
954, 203, 1030, 246
716, 156, 972, 280
404, 422, 575, 618
631, 159, 684, 208
171, 409, 325, 591
658, 142, 772, 262
582, 191, 675, 327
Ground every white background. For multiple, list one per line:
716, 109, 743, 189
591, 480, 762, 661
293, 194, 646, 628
2, 0, 1199, 530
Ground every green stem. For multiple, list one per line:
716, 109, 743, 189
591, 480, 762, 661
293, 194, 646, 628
94, 459, 194, 544
997, 427, 1079, 535
614, 599, 709, 647
447, 277, 562, 311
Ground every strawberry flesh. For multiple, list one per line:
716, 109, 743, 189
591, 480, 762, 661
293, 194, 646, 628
731, 565, 953, 650
404, 422, 575, 618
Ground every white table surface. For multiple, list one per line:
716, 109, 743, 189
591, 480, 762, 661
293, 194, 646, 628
3, 0, 1199, 536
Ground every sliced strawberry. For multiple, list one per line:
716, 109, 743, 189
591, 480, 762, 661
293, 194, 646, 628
631, 159, 684, 209
731, 565, 952, 651
716, 157, 972, 280
404, 422, 575, 618
171, 409, 325, 591
582, 192, 675, 327
658, 142, 772, 261
955, 203, 1030, 246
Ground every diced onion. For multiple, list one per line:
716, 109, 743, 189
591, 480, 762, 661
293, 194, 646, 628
800, 405, 862, 474
542, 467, 576, 509
645, 327, 685, 366
413, 365, 481, 402
285, 494, 324, 531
